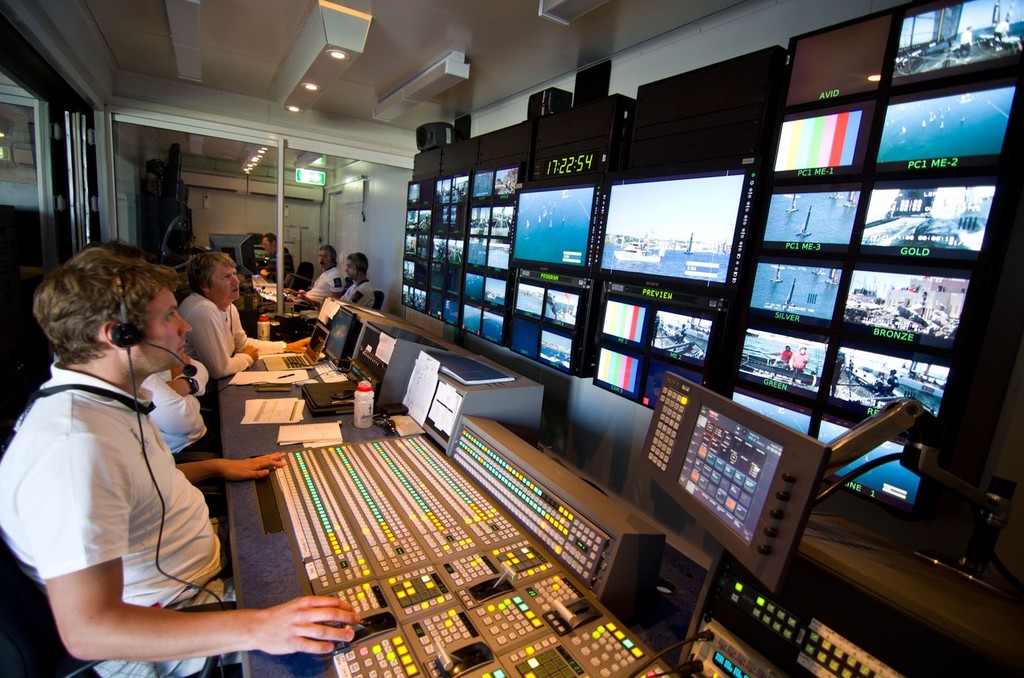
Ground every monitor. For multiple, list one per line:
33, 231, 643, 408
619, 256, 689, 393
539, 327, 573, 373
451, 174, 469, 203
860, 178, 996, 259
514, 281, 545, 318
436, 177, 452, 203
407, 181, 421, 204
481, 309, 505, 345
543, 287, 581, 329
511, 317, 540, 359
491, 206, 513, 236
829, 343, 949, 417
443, 296, 460, 326
875, 81, 1016, 172
773, 101, 875, 179
762, 184, 861, 253
402, 284, 426, 313
650, 308, 713, 367
466, 237, 487, 267
818, 415, 920, 514
599, 171, 748, 287
738, 327, 830, 398
893, 0, 1023, 85
462, 303, 483, 334
483, 276, 507, 308
748, 259, 843, 328
472, 170, 494, 199
323, 307, 360, 367
842, 265, 970, 348
494, 166, 519, 198
487, 240, 511, 270
732, 388, 812, 434
511, 182, 599, 272
643, 373, 830, 593
208, 232, 258, 275
601, 296, 651, 349
594, 345, 644, 401
464, 272, 484, 301
786, 14, 893, 107
469, 207, 490, 235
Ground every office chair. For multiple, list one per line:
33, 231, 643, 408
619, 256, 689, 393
1, 533, 227, 678
285, 261, 314, 291
0, 534, 98, 677
372, 290, 385, 310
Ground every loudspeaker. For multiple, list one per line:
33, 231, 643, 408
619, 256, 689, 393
416, 122, 456, 151
112, 277, 143, 348
527, 88, 572, 119
573, 60, 611, 108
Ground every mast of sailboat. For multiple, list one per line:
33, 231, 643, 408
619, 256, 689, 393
800, 205, 812, 234
785, 278, 796, 306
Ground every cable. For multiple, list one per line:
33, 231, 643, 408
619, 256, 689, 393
814, 452, 903, 506
629, 630, 714, 676
125, 344, 225, 611
642, 660, 705, 677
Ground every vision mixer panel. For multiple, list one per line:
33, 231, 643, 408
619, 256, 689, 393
271, 426, 670, 678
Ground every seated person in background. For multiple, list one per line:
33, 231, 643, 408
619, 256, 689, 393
0, 248, 358, 677
293, 244, 346, 307
142, 353, 210, 453
339, 252, 375, 308
258, 232, 293, 282
180, 252, 306, 379
86, 239, 213, 454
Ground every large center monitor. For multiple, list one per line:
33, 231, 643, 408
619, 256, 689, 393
643, 373, 830, 592
598, 169, 750, 288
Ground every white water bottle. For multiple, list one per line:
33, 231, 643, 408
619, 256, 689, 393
353, 380, 374, 429
257, 315, 270, 341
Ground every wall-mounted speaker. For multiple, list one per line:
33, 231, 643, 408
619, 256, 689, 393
416, 122, 456, 151
527, 88, 573, 119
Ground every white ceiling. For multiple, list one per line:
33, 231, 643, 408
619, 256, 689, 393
77, 0, 751, 130
1, 0, 755, 172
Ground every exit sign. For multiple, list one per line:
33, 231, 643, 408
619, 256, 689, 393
295, 168, 325, 185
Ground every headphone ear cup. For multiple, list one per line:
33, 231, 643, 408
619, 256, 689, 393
112, 321, 142, 348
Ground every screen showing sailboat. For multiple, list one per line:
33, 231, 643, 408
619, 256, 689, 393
599, 171, 747, 286
749, 260, 843, 327
762, 185, 860, 252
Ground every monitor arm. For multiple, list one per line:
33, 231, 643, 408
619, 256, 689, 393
822, 399, 1016, 583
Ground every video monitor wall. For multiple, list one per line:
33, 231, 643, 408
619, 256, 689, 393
426, 173, 470, 326
509, 269, 595, 375
402, 179, 435, 314
461, 164, 520, 345
734, 1, 1024, 515
591, 282, 721, 407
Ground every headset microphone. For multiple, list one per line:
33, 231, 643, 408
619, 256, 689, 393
143, 341, 198, 378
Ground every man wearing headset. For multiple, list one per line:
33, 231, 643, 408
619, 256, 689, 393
292, 244, 347, 307
0, 248, 358, 676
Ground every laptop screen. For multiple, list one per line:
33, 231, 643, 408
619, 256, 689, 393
323, 307, 359, 366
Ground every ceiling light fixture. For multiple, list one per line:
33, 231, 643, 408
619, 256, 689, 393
274, 0, 372, 112
537, 0, 611, 25
164, 0, 203, 80
373, 50, 470, 122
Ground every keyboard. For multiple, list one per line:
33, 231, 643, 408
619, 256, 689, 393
315, 362, 350, 383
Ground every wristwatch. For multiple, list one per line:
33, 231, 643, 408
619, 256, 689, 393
175, 374, 200, 395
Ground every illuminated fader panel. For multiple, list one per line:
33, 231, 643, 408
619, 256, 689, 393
271, 425, 668, 678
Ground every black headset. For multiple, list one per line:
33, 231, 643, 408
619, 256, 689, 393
111, 276, 143, 348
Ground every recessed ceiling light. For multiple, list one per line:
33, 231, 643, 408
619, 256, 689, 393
868, 74, 882, 82
302, 82, 320, 91
327, 49, 349, 60
258, 147, 267, 154
286, 105, 301, 112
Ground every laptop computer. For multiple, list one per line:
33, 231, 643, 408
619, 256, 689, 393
262, 322, 328, 370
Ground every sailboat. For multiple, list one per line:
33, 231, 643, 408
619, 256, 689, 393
786, 194, 799, 213
796, 205, 812, 238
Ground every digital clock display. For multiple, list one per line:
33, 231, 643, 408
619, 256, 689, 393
539, 152, 603, 177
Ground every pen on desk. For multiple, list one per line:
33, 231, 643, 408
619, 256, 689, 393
277, 374, 290, 379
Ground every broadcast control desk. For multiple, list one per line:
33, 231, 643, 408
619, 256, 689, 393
221, 378, 670, 678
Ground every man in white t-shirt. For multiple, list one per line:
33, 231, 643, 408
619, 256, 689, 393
339, 252, 376, 308
294, 245, 347, 307
0, 248, 359, 676
180, 252, 307, 379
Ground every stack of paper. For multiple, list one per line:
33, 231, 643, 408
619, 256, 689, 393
277, 421, 343, 446
242, 397, 305, 424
